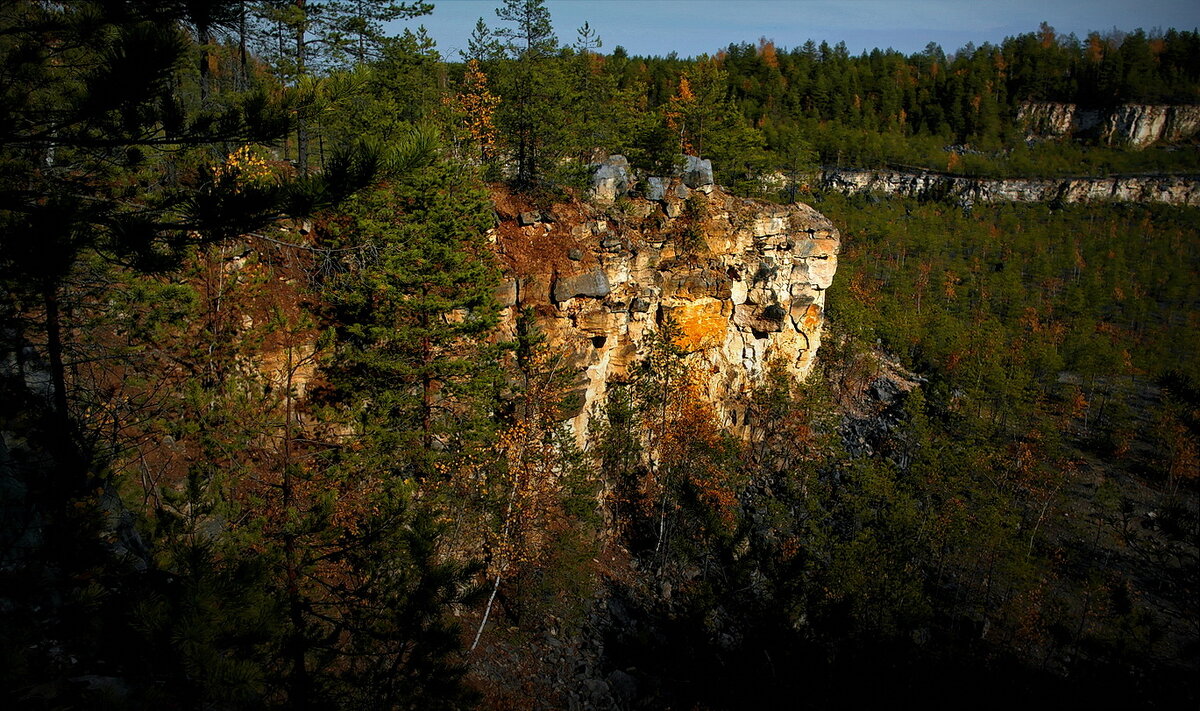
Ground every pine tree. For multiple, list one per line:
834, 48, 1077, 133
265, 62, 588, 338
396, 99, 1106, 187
0, 4, 385, 704
491, 0, 569, 186
251, 0, 433, 172
321, 159, 503, 480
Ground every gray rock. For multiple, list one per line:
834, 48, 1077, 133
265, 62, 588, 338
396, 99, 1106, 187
589, 154, 633, 203
583, 678, 609, 699
734, 304, 786, 333
869, 376, 902, 404
518, 211, 543, 226
680, 155, 714, 188
494, 279, 519, 307
665, 201, 683, 218
553, 268, 611, 302
607, 670, 638, 701
568, 248, 583, 261
674, 181, 691, 200
630, 297, 651, 313
645, 176, 667, 201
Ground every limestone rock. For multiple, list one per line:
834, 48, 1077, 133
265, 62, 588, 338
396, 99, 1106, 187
664, 298, 731, 352
823, 168, 1200, 207
1017, 101, 1078, 138
589, 154, 633, 203
645, 176, 667, 202
681, 155, 714, 188
494, 279, 518, 307
495, 178, 840, 441
733, 304, 787, 334
553, 268, 611, 302
1018, 101, 1200, 150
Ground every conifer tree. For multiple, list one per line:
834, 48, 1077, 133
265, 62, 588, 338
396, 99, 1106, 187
490, 0, 569, 186
321, 158, 502, 480
251, 0, 433, 172
0, 4, 386, 704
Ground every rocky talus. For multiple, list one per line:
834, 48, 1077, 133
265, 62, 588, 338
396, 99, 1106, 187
490, 164, 839, 438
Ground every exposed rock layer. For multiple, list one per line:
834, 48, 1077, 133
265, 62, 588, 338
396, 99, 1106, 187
1018, 102, 1200, 149
491, 181, 840, 437
822, 168, 1200, 207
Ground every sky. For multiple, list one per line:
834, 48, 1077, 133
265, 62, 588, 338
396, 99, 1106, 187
393, 0, 1200, 60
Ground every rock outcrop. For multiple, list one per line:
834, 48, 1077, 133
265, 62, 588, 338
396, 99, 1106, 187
588, 155, 634, 203
492, 163, 839, 438
1018, 102, 1200, 149
822, 168, 1200, 207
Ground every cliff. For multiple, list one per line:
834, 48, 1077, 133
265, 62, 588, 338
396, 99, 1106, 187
490, 160, 840, 438
1018, 102, 1200, 149
822, 167, 1200, 207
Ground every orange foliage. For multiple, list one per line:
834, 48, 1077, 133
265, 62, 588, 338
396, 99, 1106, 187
757, 37, 779, 69
486, 348, 581, 576
447, 60, 501, 162
653, 371, 740, 532
665, 76, 698, 155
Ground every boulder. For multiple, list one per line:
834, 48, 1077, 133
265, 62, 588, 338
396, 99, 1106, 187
553, 268, 611, 302
645, 176, 667, 202
494, 279, 518, 307
734, 303, 787, 333
680, 155, 714, 188
589, 154, 633, 203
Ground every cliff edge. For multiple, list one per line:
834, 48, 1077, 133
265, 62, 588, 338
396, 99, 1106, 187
489, 161, 840, 437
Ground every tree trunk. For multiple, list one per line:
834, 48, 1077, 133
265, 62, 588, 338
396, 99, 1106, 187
238, 2, 249, 90
294, 0, 309, 174
282, 345, 310, 708
43, 280, 68, 429
198, 26, 212, 104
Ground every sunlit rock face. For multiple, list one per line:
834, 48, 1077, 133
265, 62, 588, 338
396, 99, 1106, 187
490, 164, 840, 438
1018, 101, 1200, 149
822, 169, 1200, 207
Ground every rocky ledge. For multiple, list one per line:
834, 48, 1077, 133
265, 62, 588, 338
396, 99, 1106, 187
490, 159, 839, 437
1018, 102, 1200, 149
822, 168, 1200, 207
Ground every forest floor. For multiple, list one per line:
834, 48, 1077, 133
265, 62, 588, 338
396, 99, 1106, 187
1046, 374, 1199, 674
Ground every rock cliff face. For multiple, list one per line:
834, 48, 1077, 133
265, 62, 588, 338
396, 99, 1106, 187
490, 167, 839, 438
822, 168, 1200, 207
1018, 102, 1200, 148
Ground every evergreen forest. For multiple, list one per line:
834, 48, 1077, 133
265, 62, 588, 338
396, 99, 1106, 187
1, 1, 1197, 709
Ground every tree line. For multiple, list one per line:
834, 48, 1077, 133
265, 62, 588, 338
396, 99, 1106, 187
2, 1, 1196, 708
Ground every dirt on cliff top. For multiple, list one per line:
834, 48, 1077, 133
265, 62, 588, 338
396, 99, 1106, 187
489, 184, 606, 278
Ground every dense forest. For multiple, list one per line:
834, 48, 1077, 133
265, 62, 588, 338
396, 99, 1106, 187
1, 1, 1197, 709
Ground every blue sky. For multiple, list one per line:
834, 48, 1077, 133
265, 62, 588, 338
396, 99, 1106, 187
393, 0, 1200, 59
